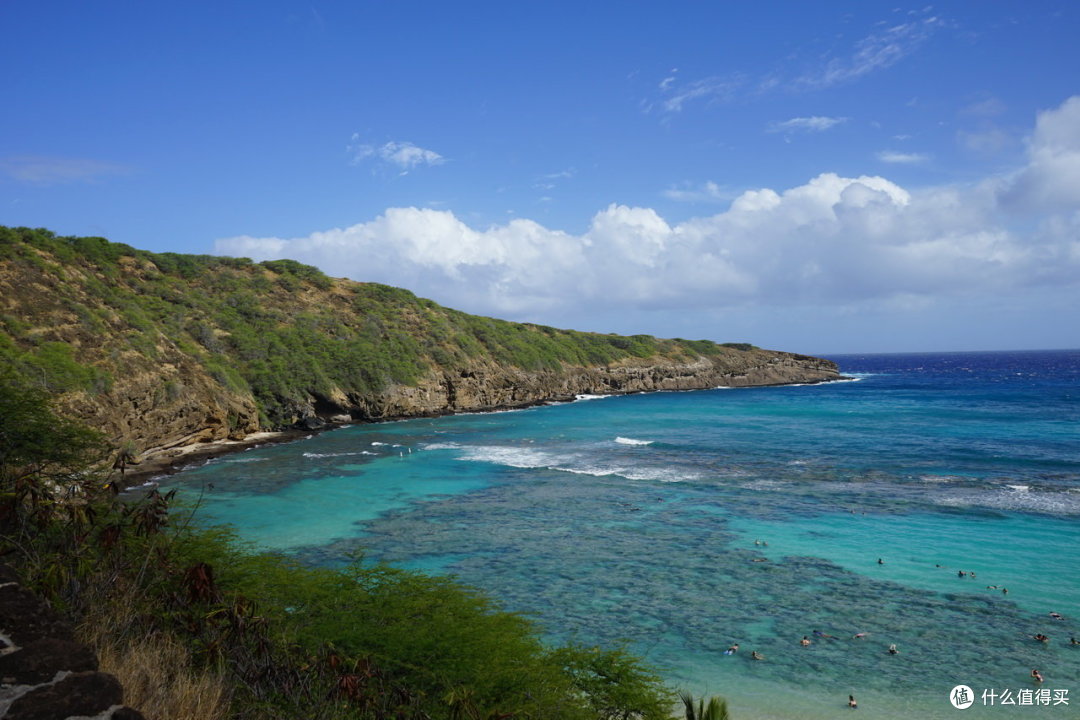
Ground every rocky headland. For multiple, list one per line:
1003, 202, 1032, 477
0, 226, 841, 478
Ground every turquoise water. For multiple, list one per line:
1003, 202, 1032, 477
165, 350, 1080, 718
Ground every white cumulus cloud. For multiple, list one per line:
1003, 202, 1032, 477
220, 97, 1080, 331
997, 95, 1080, 212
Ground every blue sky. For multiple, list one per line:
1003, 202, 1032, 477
3, 2, 1079, 354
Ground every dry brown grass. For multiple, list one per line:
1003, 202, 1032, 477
79, 612, 231, 720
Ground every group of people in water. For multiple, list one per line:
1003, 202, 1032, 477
734, 546, 1077, 709
724, 629, 899, 662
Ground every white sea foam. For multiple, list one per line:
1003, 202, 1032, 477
1007, 484, 1030, 492
559, 466, 617, 477
458, 446, 556, 469
451, 407, 528, 416
575, 394, 609, 401
421, 442, 461, 451
615, 437, 653, 446
453, 444, 697, 482
302, 451, 376, 458
937, 488, 1080, 516
560, 464, 696, 483
621, 467, 697, 483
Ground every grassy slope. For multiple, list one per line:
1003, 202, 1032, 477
0, 226, 756, 429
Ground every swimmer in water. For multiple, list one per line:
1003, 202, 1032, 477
848, 695, 858, 709
888, 644, 899, 655
877, 558, 884, 565
751, 651, 764, 660
813, 630, 835, 639
853, 632, 868, 639
1071, 637, 1079, 645
1033, 634, 1049, 643
958, 570, 966, 577
801, 636, 812, 646
1032, 669, 1044, 683
1049, 612, 1063, 620
1003, 587, 1009, 595
726, 643, 740, 654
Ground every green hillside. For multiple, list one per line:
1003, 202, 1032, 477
0, 226, 757, 429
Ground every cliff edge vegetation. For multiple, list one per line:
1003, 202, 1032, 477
0, 226, 839, 464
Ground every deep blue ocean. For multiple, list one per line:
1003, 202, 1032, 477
164, 349, 1080, 718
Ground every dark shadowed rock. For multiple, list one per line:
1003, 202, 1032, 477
112, 706, 147, 720
0, 638, 98, 684
0, 565, 19, 585
5, 671, 122, 720
297, 415, 326, 430
0, 585, 74, 645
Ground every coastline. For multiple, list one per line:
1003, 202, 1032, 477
122, 376, 850, 488
121, 430, 300, 487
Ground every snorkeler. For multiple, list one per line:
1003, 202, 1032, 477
1049, 612, 1064, 620
724, 643, 740, 655
813, 629, 835, 639
751, 651, 764, 660
888, 644, 899, 655
1033, 634, 1049, 643
1032, 669, 1044, 683
852, 632, 868, 639
800, 636, 812, 646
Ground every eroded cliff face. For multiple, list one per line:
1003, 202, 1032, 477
57, 348, 839, 461
314, 350, 840, 421
61, 351, 261, 456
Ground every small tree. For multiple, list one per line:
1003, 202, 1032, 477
0, 373, 105, 528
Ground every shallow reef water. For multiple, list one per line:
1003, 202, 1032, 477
169, 350, 1080, 718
